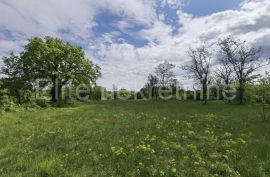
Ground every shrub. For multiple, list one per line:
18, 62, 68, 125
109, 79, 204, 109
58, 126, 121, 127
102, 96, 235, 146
0, 89, 16, 112
36, 99, 50, 108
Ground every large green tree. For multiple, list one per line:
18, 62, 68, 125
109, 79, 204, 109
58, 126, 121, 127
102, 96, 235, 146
1, 37, 101, 102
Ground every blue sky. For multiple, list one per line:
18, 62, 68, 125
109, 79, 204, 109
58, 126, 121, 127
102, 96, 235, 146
90, 0, 244, 48
184, 0, 243, 16
1, 0, 270, 90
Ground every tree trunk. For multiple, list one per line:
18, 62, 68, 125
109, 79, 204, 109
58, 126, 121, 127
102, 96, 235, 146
201, 80, 208, 104
51, 77, 56, 102
225, 81, 231, 103
155, 87, 158, 100
203, 83, 208, 104
58, 85, 63, 101
262, 100, 266, 121
151, 87, 153, 100
15, 90, 21, 104
51, 77, 62, 102
238, 82, 245, 104
162, 86, 166, 102
262, 84, 266, 121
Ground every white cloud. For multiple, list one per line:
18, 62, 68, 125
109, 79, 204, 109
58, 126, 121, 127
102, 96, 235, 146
161, 0, 190, 9
0, 0, 157, 40
0, 0, 97, 38
1, 0, 270, 90
90, 0, 270, 89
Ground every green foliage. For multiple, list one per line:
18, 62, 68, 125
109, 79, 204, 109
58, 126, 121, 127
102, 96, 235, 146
0, 53, 33, 104
35, 99, 50, 108
1, 37, 101, 104
117, 89, 135, 100
90, 86, 104, 100
20, 37, 101, 102
0, 89, 16, 112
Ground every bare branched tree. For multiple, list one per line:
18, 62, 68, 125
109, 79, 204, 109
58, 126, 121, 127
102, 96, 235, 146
215, 54, 234, 85
182, 45, 212, 104
155, 61, 175, 89
218, 36, 269, 104
155, 61, 175, 101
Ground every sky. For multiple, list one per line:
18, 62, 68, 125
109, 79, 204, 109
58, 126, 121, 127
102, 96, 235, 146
1, 0, 270, 90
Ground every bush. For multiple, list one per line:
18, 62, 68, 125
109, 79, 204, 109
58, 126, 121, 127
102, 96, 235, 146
36, 99, 50, 108
0, 90, 16, 112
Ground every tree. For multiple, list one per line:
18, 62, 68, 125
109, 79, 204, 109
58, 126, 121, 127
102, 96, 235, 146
182, 45, 212, 104
154, 61, 175, 100
258, 73, 270, 121
218, 37, 269, 104
170, 79, 181, 96
17, 37, 101, 102
0, 53, 32, 104
214, 51, 235, 102
146, 74, 159, 99
90, 86, 105, 100
215, 53, 234, 86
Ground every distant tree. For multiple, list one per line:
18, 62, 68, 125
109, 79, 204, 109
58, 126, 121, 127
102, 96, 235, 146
154, 61, 175, 100
146, 74, 159, 99
117, 89, 135, 100
258, 73, 270, 121
218, 37, 269, 104
170, 79, 181, 96
182, 45, 212, 104
112, 85, 118, 100
90, 86, 106, 100
6, 37, 102, 102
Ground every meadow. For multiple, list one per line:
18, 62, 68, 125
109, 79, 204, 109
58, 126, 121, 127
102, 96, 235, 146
0, 100, 270, 177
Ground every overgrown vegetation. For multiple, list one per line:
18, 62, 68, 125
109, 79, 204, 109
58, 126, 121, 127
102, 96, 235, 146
1, 101, 270, 176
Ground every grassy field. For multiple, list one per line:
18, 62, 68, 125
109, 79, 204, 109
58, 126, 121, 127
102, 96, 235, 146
0, 100, 270, 177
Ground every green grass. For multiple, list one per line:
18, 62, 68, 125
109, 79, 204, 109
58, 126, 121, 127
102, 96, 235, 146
0, 100, 270, 177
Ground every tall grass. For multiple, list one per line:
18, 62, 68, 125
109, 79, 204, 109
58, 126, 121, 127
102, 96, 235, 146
0, 101, 269, 176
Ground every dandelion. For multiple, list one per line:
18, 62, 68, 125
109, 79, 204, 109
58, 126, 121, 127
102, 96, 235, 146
188, 130, 195, 136
224, 132, 233, 138
194, 161, 200, 166
236, 138, 246, 144
156, 123, 161, 129
171, 167, 177, 173
187, 144, 197, 151
111, 146, 125, 156
174, 144, 182, 150
137, 144, 155, 154
223, 155, 229, 160
204, 130, 211, 134
186, 122, 193, 129
160, 170, 165, 176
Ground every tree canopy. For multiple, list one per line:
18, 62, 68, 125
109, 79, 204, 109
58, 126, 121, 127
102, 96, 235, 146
1, 37, 101, 102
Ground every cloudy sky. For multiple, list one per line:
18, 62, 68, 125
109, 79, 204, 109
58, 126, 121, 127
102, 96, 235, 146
0, 0, 270, 90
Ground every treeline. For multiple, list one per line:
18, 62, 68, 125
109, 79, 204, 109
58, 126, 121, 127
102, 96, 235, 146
1, 36, 270, 112
114, 36, 270, 105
